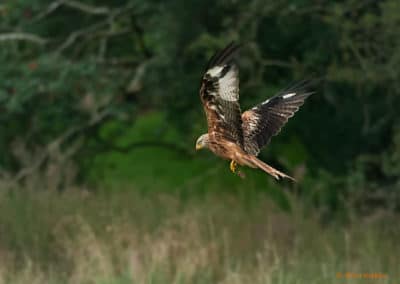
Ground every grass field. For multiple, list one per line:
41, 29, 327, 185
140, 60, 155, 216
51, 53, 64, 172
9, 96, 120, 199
0, 110, 396, 284
0, 187, 398, 284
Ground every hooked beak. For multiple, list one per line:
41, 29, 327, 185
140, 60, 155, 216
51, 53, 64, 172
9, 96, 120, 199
195, 143, 203, 150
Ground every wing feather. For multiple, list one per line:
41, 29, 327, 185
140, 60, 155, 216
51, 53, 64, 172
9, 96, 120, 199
200, 43, 244, 146
242, 80, 314, 155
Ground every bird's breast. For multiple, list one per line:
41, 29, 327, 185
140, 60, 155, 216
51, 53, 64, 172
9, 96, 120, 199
208, 139, 246, 162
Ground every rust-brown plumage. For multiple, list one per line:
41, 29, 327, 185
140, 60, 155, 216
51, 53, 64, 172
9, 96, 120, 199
195, 42, 313, 180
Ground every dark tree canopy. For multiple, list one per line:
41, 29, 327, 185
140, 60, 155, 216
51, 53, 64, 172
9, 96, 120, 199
1, 0, 400, 212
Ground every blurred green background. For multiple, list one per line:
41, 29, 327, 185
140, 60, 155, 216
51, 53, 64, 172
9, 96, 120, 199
0, 0, 399, 283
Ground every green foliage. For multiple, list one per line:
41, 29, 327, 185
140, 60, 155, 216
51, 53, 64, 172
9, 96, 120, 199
0, 0, 400, 214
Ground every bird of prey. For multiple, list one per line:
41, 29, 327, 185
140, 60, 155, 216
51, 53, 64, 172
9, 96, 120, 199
195, 42, 313, 181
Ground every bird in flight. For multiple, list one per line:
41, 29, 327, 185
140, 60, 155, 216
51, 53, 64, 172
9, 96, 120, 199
195, 42, 313, 181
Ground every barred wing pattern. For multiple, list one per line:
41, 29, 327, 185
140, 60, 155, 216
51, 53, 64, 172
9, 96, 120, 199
242, 81, 313, 155
200, 43, 244, 146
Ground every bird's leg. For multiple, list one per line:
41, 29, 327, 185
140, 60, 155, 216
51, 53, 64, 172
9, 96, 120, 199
230, 160, 237, 173
230, 160, 246, 178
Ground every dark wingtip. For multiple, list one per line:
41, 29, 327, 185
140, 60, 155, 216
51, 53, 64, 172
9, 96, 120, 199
206, 41, 241, 69
280, 77, 321, 97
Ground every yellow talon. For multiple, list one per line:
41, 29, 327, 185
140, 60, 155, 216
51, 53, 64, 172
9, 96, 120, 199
230, 160, 237, 173
230, 160, 245, 178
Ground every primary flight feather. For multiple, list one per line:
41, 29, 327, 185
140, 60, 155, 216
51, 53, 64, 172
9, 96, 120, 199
195, 42, 313, 180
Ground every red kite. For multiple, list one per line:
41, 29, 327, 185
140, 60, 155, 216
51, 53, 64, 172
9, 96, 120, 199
195, 42, 313, 180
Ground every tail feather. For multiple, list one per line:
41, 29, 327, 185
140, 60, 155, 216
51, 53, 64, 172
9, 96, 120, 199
246, 156, 296, 181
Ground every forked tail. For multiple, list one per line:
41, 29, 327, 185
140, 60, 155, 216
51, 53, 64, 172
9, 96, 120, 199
246, 156, 296, 181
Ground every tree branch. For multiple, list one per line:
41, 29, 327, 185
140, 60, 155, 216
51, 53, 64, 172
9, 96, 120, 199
64, 0, 110, 15
34, 0, 110, 21
54, 2, 136, 54
56, 21, 106, 53
12, 108, 114, 183
0, 33, 47, 45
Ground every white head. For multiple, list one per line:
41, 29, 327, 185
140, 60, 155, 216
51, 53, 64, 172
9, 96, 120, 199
195, 133, 210, 150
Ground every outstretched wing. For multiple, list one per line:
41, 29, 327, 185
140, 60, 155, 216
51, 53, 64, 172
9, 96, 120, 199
200, 42, 244, 146
242, 80, 314, 155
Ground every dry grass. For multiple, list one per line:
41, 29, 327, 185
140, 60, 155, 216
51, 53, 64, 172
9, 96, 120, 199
0, 187, 398, 284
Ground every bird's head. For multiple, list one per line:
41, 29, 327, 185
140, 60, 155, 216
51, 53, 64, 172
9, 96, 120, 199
195, 133, 210, 150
